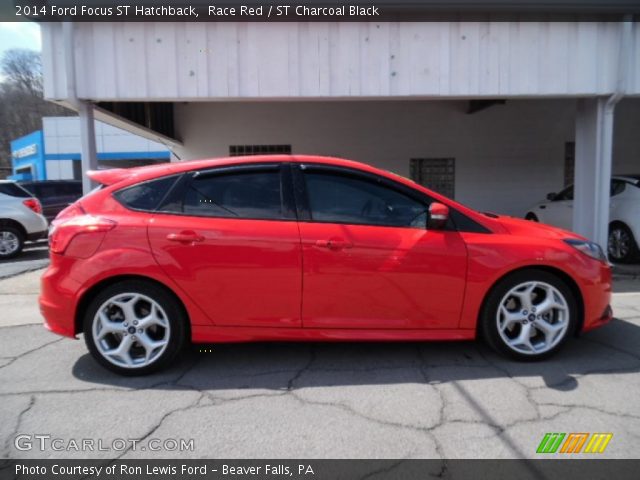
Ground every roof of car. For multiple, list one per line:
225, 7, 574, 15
86, 154, 488, 221
87, 155, 395, 186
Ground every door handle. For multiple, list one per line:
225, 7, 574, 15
166, 231, 205, 244
315, 238, 353, 250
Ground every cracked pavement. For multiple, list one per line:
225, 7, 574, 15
1, 270, 640, 459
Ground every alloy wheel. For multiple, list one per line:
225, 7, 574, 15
608, 227, 631, 261
0, 231, 20, 256
92, 293, 171, 369
496, 281, 570, 355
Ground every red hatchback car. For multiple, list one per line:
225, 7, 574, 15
40, 155, 612, 375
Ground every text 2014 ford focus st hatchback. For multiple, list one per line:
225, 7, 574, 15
40, 156, 613, 375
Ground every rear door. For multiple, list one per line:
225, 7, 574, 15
146, 164, 303, 328
293, 164, 468, 330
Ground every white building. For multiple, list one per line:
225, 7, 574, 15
40, 15, 640, 248
10, 117, 171, 181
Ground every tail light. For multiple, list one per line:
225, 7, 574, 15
49, 210, 116, 255
23, 198, 42, 214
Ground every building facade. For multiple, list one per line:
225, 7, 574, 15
40, 17, 640, 247
9, 117, 171, 181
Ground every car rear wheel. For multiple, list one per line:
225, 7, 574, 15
0, 227, 24, 259
480, 270, 577, 360
83, 280, 187, 375
608, 223, 639, 263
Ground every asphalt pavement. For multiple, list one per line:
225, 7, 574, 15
0, 240, 49, 280
0, 268, 639, 460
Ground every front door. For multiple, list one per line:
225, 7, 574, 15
295, 165, 468, 330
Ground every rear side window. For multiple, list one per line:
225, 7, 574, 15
554, 186, 574, 201
0, 183, 32, 198
611, 180, 626, 197
178, 170, 284, 220
114, 176, 178, 211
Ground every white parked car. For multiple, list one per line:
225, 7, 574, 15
0, 181, 48, 259
525, 175, 640, 263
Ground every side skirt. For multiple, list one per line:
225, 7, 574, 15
191, 325, 476, 343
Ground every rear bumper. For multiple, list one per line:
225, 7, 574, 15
27, 230, 47, 242
22, 212, 48, 237
39, 256, 80, 338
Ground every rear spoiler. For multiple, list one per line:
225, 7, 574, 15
86, 169, 131, 186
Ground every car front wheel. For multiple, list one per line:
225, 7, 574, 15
481, 270, 577, 360
83, 280, 187, 375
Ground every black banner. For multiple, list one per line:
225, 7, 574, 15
1, 459, 640, 480
2, 0, 640, 22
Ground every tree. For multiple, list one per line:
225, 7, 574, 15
1, 49, 43, 96
0, 48, 70, 175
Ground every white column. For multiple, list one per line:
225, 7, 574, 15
78, 101, 98, 194
573, 98, 615, 249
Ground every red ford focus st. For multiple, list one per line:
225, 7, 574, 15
40, 155, 612, 375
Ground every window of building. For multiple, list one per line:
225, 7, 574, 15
303, 171, 426, 228
564, 142, 575, 187
229, 145, 292, 156
409, 158, 455, 199
15, 166, 32, 176
72, 160, 82, 181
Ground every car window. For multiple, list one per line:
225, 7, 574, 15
304, 171, 426, 228
114, 176, 179, 211
0, 183, 32, 198
39, 185, 62, 198
54, 183, 81, 196
611, 180, 626, 197
554, 186, 574, 201
19, 184, 37, 196
180, 170, 284, 220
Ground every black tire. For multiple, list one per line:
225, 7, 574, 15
525, 213, 539, 222
480, 269, 578, 361
0, 226, 24, 259
83, 280, 188, 375
608, 223, 639, 264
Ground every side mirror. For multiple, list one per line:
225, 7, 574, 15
428, 202, 449, 230
546, 192, 557, 201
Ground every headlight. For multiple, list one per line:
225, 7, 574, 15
564, 239, 608, 262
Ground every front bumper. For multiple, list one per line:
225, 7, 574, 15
579, 261, 613, 333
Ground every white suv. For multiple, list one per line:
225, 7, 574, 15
0, 181, 48, 259
525, 175, 640, 263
